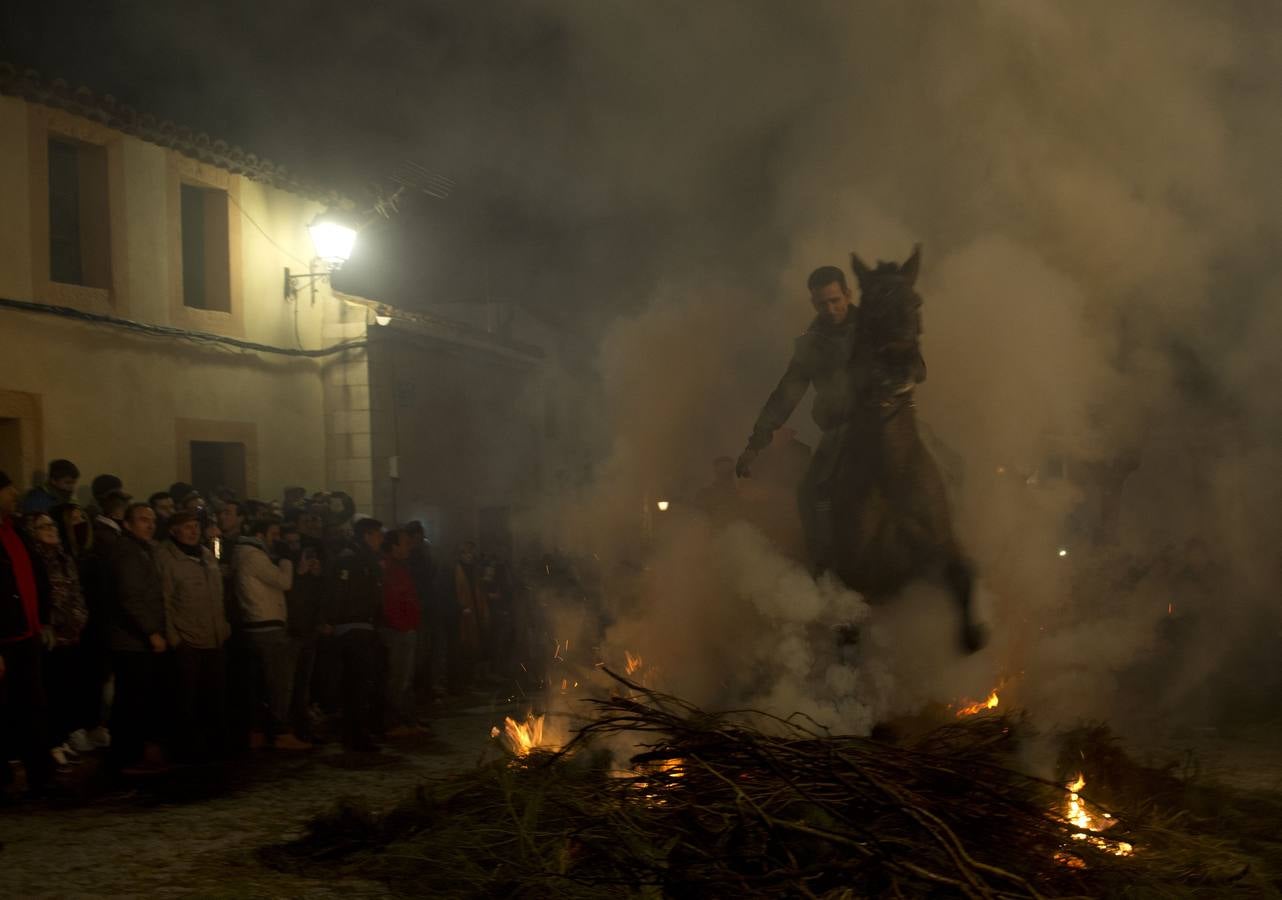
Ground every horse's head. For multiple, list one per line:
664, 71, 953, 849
850, 245, 923, 352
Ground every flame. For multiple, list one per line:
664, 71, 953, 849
625, 650, 643, 675
494, 713, 547, 757
1061, 773, 1133, 859
955, 690, 1000, 717
654, 758, 685, 779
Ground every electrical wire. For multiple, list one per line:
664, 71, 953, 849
225, 191, 312, 268
0, 295, 367, 358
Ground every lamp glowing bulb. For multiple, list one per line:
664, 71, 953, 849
1057, 547, 1069, 558
307, 211, 358, 268
656, 500, 670, 512
374, 311, 392, 326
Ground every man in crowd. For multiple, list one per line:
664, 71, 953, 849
284, 514, 327, 742
217, 499, 245, 623
22, 459, 80, 514
452, 541, 489, 691
148, 491, 175, 534
108, 502, 167, 774
0, 470, 54, 796
90, 473, 124, 511
404, 521, 443, 700
380, 528, 423, 734
218, 501, 244, 549
157, 511, 230, 761
78, 487, 131, 753
327, 518, 386, 752
92, 489, 130, 548
234, 516, 310, 751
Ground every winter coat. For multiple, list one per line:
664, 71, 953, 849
157, 540, 229, 649
34, 541, 88, 645
233, 539, 293, 629
21, 483, 70, 515
0, 515, 49, 643
746, 313, 860, 451
326, 541, 383, 627
109, 531, 166, 652
381, 556, 421, 633
454, 560, 489, 651
285, 537, 326, 637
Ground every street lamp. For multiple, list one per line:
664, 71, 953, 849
307, 211, 358, 268
284, 209, 360, 303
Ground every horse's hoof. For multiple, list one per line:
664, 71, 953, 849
960, 622, 989, 655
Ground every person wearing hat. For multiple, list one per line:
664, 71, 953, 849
0, 470, 55, 796
157, 511, 230, 761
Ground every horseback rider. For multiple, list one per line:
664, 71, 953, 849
735, 265, 861, 575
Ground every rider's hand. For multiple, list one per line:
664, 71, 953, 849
735, 448, 758, 479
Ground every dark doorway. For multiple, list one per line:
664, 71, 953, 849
190, 440, 247, 500
0, 418, 24, 487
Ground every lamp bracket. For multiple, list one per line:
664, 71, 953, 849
284, 264, 332, 305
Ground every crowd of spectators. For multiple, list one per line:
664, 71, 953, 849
0, 458, 529, 799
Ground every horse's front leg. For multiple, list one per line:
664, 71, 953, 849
944, 556, 988, 654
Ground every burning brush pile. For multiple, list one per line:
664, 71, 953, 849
267, 673, 1282, 898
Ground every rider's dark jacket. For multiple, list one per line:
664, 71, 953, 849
746, 312, 860, 452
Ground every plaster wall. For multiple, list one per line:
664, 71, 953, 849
0, 306, 327, 500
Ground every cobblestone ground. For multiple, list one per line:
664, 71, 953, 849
0, 701, 515, 899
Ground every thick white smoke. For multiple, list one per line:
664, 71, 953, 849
529, 1, 1282, 738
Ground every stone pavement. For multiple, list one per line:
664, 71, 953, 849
0, 701, 516, 899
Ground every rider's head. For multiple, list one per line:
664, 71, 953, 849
807, 266, 852, 326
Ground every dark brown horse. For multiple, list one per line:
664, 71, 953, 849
832, 246, 986, 653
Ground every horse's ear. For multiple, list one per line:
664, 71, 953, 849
901, 244, 922, 285
850, 252, 873, 291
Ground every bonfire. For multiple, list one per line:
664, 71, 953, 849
267, 671, 1282, 898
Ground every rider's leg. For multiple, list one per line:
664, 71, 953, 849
799, 430, 842, 577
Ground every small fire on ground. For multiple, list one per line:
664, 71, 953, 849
491, 714, 550, 757
1058, 773, 1134, 863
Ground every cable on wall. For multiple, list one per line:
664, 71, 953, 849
0, 295, 367, 358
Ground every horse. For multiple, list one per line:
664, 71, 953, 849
829, 245, 987, 654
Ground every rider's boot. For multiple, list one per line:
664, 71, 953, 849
809, 499, 835, 578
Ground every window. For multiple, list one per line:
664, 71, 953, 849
47, 137, 111, 288
190, 440, 247, 500
180, 184, 231, 311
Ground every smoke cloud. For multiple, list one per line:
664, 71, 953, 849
524, 0, 1282, 740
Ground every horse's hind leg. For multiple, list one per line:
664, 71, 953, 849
943, 555, 988, 654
